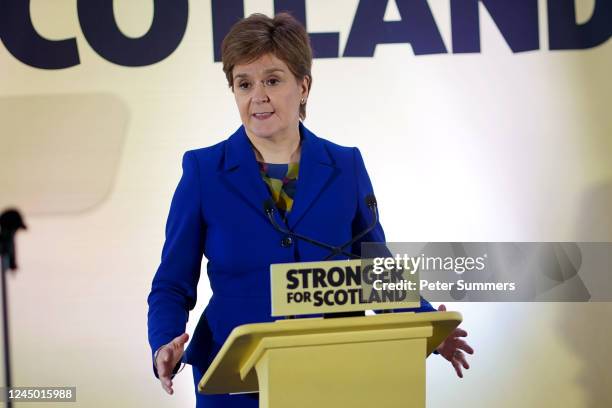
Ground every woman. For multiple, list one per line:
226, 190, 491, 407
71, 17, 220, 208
147, 13, 473, 408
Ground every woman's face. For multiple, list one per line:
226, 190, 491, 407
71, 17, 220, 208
232, 53, 309, 142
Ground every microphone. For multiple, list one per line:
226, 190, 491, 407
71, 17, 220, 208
0, 209, 27, 271
263, 195, 379, 260
331, 194, 378, 260
263, 199, 276, 218
264, 198, 358, 258
365, 194, 377, 209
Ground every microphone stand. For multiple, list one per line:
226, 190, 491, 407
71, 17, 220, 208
263, 195, 379, 260
322, 195, 379, 261
264, 196, 381, 319
0, 209, 26, 408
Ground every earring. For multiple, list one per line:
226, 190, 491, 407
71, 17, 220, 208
300, 98, 306, 104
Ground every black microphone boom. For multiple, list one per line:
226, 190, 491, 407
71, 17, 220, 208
263, 195, 379, 260
326, 194, 379, 260
264, 198, 359, 258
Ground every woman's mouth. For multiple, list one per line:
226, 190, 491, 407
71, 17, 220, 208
253, 112, 274, 120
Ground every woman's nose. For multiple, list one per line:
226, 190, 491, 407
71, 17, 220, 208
252, 82, 270, 103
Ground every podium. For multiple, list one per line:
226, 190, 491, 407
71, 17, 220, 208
198, 311, 461, 408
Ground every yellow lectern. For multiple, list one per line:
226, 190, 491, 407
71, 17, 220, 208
198, 311, 461, 408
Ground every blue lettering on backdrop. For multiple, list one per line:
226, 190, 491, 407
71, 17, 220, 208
451, 0, 539, 53
343, 0, 447, 56
274, 0, 339, 58
77, 0, 188, 67
0, 0, 610, 69
548, 0, 611, 50
0, 0, 80, 69
212, 0, 243, 62
211, 0, 340, 61
0, 0, 187, 69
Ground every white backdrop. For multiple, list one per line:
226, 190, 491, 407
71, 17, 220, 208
1, 1, 611, 406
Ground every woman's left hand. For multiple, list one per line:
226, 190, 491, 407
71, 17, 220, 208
435, 304, 474, 378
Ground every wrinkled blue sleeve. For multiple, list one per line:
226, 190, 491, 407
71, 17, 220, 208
147, 151, 205, 377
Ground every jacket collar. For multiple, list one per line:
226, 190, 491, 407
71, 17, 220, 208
222, 122, 336, 229
223, 122, 333, 170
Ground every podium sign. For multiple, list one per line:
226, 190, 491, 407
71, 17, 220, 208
270, 259, 420, 316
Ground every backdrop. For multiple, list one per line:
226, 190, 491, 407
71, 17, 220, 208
1, 0, 611, 407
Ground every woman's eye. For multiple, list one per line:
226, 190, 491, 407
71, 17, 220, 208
266, 78, 280, 86
238, 82, 250, 90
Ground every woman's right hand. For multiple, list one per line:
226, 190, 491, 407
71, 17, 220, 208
155, 333, 189, 395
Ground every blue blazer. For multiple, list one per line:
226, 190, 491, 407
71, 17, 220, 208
147, 123, 434, 381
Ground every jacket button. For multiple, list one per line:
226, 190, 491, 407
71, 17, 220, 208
281, 236, 293, 248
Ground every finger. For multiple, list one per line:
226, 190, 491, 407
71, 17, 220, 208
157, 359, 169, 378
173, 333, 190, 347
453, 351, 470, 370
456, 340, 474, 354
160, 380, 169, 394
161, 380, 173, 395
162, 375, 173, 390
458, 355, 470, 370
438, 304, 447, 312
157, 347, 171, 366
452, 328, 468, 338
159, 374, 173, 394
159, 373, 170, 384
451, 359, 463, 378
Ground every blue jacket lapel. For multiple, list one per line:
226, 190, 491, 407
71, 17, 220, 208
221, 123, 336, 229
221, 126, 272, 221
287, 123, 336, 229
